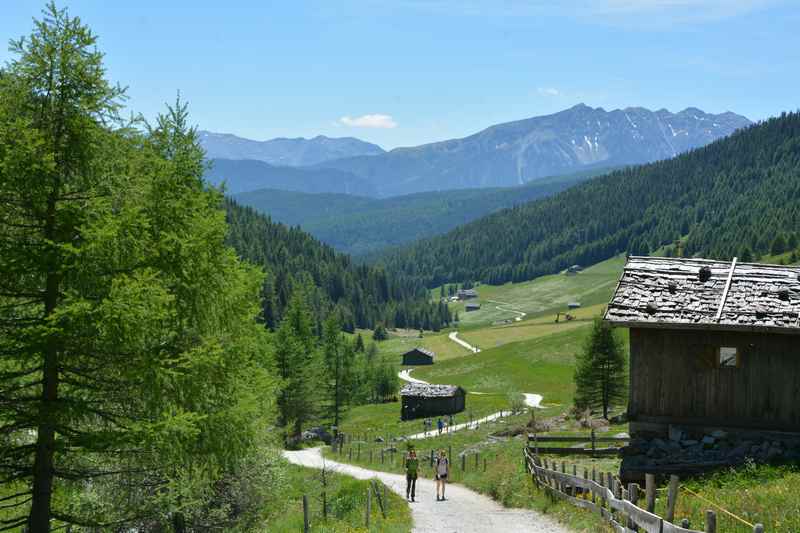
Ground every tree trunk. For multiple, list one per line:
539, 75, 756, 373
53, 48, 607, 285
29, 195, 61, 532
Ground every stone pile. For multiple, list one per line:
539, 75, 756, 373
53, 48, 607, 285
622, 425, 800, 475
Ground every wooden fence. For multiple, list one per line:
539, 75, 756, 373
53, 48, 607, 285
528, 430, 630, 456
524, 448, 765, 533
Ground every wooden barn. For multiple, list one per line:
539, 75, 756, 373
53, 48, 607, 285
605, 256, 800, 437
457, 289, 478, 300
400, 383, 466, 421
465, 302, 481, 312
402, 347, 435, 365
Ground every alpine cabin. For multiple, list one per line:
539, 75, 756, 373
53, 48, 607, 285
402, 347, 435, 366
400, 383, 466, 421
605, 256, 800, 437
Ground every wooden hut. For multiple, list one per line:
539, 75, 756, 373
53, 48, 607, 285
400, 383, 466, 421
605, 256, 800, 437
402, 347, 435, 366
457, 289, 478, 300
465, 302, 481, 312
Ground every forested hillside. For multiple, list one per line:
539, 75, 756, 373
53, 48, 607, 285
378, 112, 800, 287
225, 200, 451, 331
233, 168, 610, 255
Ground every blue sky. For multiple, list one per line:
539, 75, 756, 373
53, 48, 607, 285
2, 1, 798, 149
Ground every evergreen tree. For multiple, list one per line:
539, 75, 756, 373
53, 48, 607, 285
573, 317, 628, 419
354, 333, 365, 353
0, 5, 277, 528
373, 323, 388, 341
771, 234, 787, 256
274, 287, 321, 441
322, 315, 355, 427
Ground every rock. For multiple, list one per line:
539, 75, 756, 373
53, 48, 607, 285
652, 438, 670, 451
374, 436, 385, 443
702, 436, 716, 446
710, 429, 728, 439
669, 425, 685, 442
610, 412, 628, 424
614, 432, 631, 439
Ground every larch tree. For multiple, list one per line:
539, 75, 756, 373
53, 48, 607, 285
573, 317, 628, 419
0, 4, 276, 530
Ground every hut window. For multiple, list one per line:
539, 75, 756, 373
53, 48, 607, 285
719, 347, 739, 367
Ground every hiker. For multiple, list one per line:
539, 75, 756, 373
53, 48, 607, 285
448, 414, 454, 433
437, 417, 444, 435
434, 449, 449, 501
404, 449, 419, 501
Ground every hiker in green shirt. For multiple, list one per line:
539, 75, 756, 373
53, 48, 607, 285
404, 449, 419, 501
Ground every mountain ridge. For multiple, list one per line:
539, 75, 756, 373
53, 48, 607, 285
199, 130, 385, 167
314, 104, 751, 196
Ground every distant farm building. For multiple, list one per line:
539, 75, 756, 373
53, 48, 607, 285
400, 383, 466, 421
605, 256, 800, 437
402, 347, 435, 366
567, 302, 581, 309
465, 302, 481, 312
457, 289, 478, 300
565, 264, 583, 275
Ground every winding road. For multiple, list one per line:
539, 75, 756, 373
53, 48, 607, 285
488, 300, 527, 322
284, 447, 569, 533
448, 331, 480, 353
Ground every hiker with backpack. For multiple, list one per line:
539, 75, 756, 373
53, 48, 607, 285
433, 449, 449, 501
404, 448, 419, 502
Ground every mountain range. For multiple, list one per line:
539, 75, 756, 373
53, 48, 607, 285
199, 131, 384, 166
201, 104, 750, 199
377, 112, 800, 288
317, 104, 751, 196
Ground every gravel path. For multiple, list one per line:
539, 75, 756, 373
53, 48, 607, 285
488, 300, 527, 322
284, 447, 570, 533
448, 331, 480, 353
398, 368, 429, 384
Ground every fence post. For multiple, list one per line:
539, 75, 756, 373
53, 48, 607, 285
384, 484, 388, 514
666, 474, 679, 523
484, 457, 487, 472
369, 449, 373, 463
449, 445, 452, 462
583, 468, 589, 501
303, 494, 310, 533
366, 486, 372, 529
349, 447, 353, 460
628, 483, 639, 531
358, 442, 361, 460
475, 453, 479, 470
645, 473, 656, 513
381, 449, 384, 464
591, 467, 596, 504
591, 428, 596, 457
572, 464, 577, 497
705, 510, 716, 533
461, 454, 466, 472
430, 449, 434, 467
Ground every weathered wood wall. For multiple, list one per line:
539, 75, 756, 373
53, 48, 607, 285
401, 350, 434, 365
401, 393, 465, 420
630, 327, 800, 432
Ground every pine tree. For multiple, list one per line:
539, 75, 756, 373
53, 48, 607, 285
771, 234, 787, 256
322, 315, 354, 427
0, 5, 277, 528
274, 287, 321, 441
573, 317, 628, 419
354, 333, 365, 353
373, 323, 388, 341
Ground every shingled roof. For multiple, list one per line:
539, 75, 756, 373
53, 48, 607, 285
400, 383, 464, 398
404, 347, 435, 358
604, 256, 800, 334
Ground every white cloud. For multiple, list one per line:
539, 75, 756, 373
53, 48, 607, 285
338, 114, 397, 129
537, 87, 562, 97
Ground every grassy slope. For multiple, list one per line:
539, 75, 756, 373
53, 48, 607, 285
269, 464, 412, 532
447, 255, 625, 328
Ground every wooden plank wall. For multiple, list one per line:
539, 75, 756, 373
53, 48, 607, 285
630, 328, 800, 431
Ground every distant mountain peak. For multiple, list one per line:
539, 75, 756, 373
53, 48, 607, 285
198, 130, 385, 167
316, 104, 751, 197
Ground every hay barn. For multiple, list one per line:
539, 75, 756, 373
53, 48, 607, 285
605, 256, 800, 437
402, 347, 435, 365
400, 383, 466, 421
